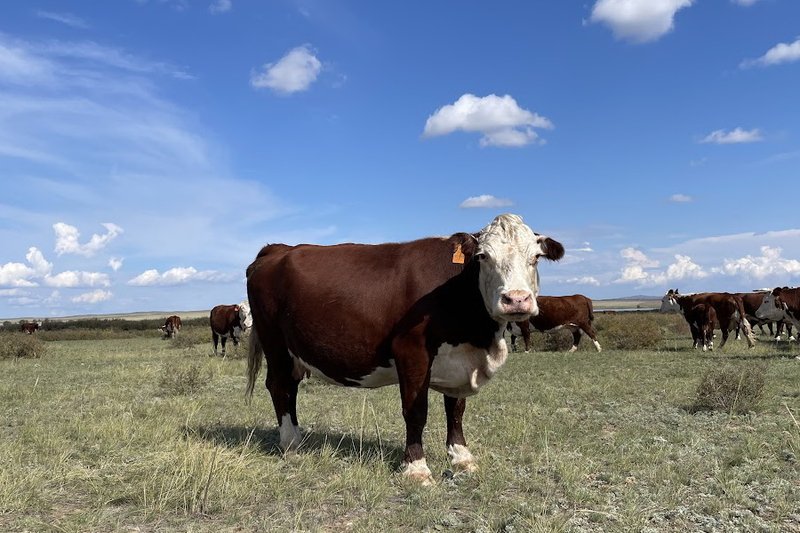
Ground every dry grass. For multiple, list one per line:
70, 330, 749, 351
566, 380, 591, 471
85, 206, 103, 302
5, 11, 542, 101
0, 332, 47, 359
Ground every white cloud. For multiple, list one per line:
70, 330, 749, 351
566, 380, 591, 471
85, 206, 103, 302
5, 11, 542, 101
71, 289, 112, 304
615, 254, 707, 286
741, 37, 800, 68
108, 257, 123, 271
128, 266, 237, 286
0, 288, 25, 296
209, 0, 232, 14
26, 247, 53, 276
423, 94, 553, 148
35, 10, 89, 29
0, 247, 47, 287
44, 271, 111, 288
53, 222, 123, 257
590, 0, 694, 43
731, 0, 761, 5
714, 246, 800, 279
250, 44, 322, 94
459, 195, 514, 209
566, 276, 601, 286
574, 242, 594, 252
620, 247, 659, 268
700, 127, 763, 144
669, 193, 692, 203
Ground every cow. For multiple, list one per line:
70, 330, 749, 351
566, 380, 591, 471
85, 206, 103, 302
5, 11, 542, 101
507, 294, 601, 353
756, 287, 800, 342
660, 289, 755, 349
245, 214, 564, 484
20, 322, 40, 334
160, 315, 182, 339
210, 302, 252, 356
687, 303, 717, 352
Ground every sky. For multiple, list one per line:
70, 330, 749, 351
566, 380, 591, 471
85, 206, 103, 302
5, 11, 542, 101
1, 0, 799, 319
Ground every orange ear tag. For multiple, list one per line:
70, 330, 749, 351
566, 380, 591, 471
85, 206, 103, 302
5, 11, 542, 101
452, 244, 465, 264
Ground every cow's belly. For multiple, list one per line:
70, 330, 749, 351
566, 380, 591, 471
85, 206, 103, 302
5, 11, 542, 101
429, 340, 508, 398
290, 350, 399, 388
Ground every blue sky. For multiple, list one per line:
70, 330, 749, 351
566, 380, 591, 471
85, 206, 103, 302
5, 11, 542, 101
1, 0, 799, 318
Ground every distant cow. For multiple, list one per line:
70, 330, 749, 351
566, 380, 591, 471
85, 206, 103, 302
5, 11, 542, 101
245, 214, 564, 483
687, 303, 717, 352
210, 302, 252, 356
507, 294, 601, 353
756, 287, 800, 342
160, 315, 182, 339
20, 322, 40, 334
660, 289, 755, 349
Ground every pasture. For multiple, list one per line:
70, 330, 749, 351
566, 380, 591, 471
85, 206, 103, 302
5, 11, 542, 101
1, 314, 799, 532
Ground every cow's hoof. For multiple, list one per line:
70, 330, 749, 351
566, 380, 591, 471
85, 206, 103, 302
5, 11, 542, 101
568, 346, 578, 353
401, 459, 434, 486
447, 444, 477, 473
523, 350, 530, 354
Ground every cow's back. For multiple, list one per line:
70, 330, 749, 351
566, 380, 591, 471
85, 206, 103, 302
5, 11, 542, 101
530, 294, 589, 331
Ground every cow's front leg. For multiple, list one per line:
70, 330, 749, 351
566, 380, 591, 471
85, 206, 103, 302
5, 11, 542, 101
444, 395, 476, 472
394, 342, 434, 484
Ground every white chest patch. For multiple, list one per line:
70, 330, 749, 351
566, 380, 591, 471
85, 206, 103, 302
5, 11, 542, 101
354, 361, 398, 388
430, 336, 508, 398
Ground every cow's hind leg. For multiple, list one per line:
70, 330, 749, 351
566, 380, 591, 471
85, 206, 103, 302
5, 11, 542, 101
568, 326, 581, 353
444, 395, 476, 473
212, 331, 219, 356
583, 323, 602, 352
220, 335, 227, 357
264, 348, 302, 451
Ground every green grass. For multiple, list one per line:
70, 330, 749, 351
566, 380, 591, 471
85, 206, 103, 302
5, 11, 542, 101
1, 322, 799, 532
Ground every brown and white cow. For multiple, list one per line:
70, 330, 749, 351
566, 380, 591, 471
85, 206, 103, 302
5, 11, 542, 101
660, 289, 755, 349
210, 302, 252, 356
20, 321, 40, 334
245, 214, 564, 483
160, 315, 182, 339
756, 287, 800, 341
507, 294, 601, 353
687, 303, 717, 352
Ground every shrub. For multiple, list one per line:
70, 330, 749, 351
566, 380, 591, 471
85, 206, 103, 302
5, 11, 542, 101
542, 329, 575, 352
0, 333, 47, 359
169, 326, 209, 349
692, 364, 766, 414
158, 361, 213, 396
595, 312, 663, 350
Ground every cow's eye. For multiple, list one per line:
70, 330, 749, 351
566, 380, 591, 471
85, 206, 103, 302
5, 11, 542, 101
474, 252, 487, 262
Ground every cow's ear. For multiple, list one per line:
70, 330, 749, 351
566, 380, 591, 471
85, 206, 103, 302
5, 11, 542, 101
773, 287, 783, 297
540, 237, 565, 262
234, 305, 239, 312
452, 233, 478, 264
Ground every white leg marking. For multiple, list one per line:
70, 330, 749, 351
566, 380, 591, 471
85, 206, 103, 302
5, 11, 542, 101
568, 345, 578, 353
279, 413, 301, 451
592, 339, 602, 352
401, 458, 434, 485
447, 444, 477, 472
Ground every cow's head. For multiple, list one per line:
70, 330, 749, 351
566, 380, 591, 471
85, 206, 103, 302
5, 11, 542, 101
756, 287, 787, 321
474, 214, 563, 322
238, 300, 253, 331
660, 289, 681, 313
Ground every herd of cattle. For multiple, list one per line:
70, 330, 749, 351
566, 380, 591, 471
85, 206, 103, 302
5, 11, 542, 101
12, 214, 800, 484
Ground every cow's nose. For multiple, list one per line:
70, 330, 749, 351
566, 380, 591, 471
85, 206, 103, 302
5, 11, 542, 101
501, 290, 533, 312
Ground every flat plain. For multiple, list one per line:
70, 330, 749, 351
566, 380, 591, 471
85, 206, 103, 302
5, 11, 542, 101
1, 314, 799, 532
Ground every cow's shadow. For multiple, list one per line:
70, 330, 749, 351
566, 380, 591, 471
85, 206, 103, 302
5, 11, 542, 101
185, 424, 405, 467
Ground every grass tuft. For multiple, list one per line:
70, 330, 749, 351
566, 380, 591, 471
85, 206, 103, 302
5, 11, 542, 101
158, 361, 213, 396
0, 333, 47, 359
692, 364, 767, 414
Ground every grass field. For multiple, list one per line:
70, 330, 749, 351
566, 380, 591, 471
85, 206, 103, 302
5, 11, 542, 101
1, 316, 800, 532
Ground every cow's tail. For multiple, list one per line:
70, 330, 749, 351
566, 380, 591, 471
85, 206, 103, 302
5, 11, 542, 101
586, 297, 595, 322
245, 323, 263, 402
736, 297, 756, 348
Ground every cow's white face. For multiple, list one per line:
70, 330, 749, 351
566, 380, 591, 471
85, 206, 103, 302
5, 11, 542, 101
238, 301, 253, 330
475, 214, 563, 323
756, 292, 786, 321
660, 291, 680, 313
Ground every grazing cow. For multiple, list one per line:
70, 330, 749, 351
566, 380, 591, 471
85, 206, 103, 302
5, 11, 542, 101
687, 303, 717, 352
756, 287, 800, 341
507, 294, 601, 353
20, 322, 40, 334
210, 302, 252, 356
160, 315, 182, 339
660, 289, 755, 349
245, 214, 564, 483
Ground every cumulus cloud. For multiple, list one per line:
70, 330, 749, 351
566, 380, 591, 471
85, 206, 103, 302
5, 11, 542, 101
44, 271, 110, 288
669, 193, 692, 203
35, 10, 89, 29
567, 276, 601, 286
741, 37, 800, 68
0, 246, 55, 287
26, 247, 53, 276
459, 195, 514, 209
590, 0, 694, 43
714, 246, 800, 279
620, 247, 659, 268
108, 257, 123, 271
616, 254, 707, 286
209, 0, 232, 13
54, 222, 123, 257
250, 44, 322, 94
128, 266, 237, 286
700, 127, 763, 144
71, 289, 112, 304
423, 94, 553, 148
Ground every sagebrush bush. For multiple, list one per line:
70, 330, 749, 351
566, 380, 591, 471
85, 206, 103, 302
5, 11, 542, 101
595, 313, 663, 350
169, 326, 209, 349
0, 333, 47, 359
158, 361, 213, 396
692, 364, 766, 414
